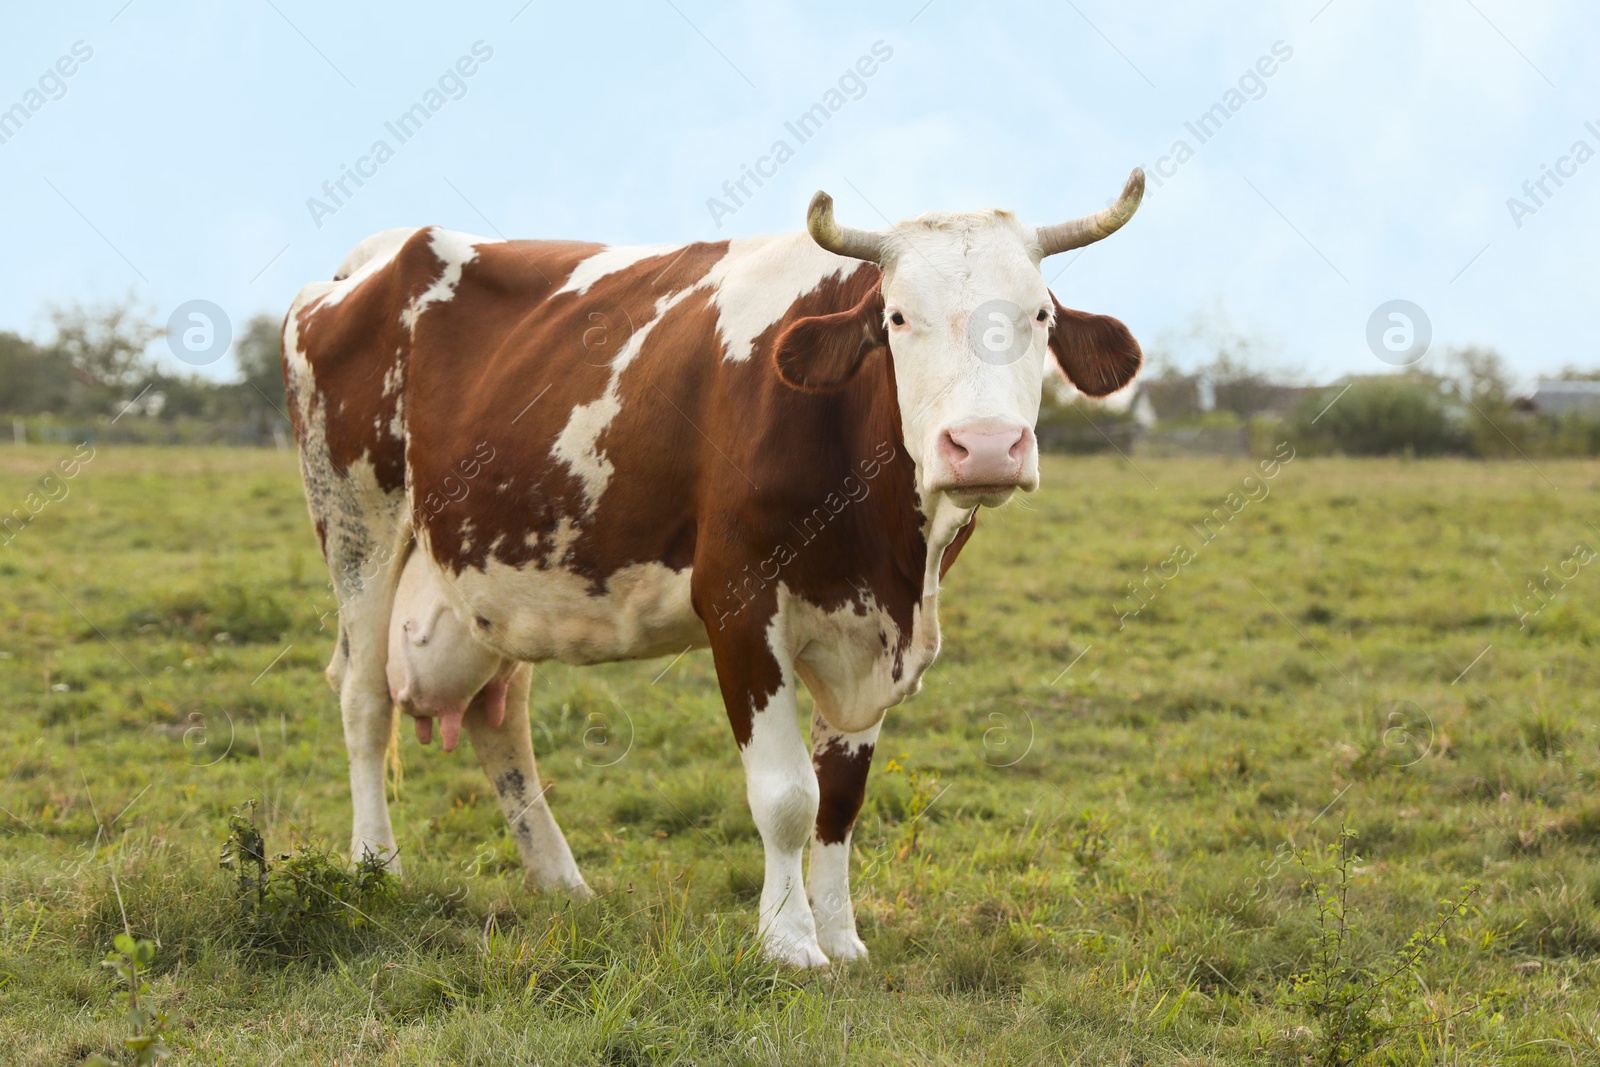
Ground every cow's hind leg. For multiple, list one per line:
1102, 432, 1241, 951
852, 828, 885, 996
286, 277, 412, 874
296, 451, 409, 871
338, 589, 405, 870
465, 664, 589, 894
808, 713, 880, 962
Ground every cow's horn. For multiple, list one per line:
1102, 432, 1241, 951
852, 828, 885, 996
807, 191, 883, 263
1035, 168, 1145, 258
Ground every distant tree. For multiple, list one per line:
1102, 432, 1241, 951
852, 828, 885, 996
234, 314, 286, 418
227, 314, 289, 444
0, 331, 72, 414
0, 302, 294, 443
1442, 346, 1520, 457
1445, 346, 1513, 409
47, 300, 158, 390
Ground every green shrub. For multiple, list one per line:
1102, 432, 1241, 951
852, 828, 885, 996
219, 802, 395, 962
85, 934, 176, 1067
1288, 377, 1472, 456
1035, 396, 1137, 454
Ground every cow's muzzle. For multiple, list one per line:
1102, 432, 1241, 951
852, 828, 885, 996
932, 421, 1035, 506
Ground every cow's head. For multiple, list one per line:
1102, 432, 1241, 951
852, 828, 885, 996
778, 170, 1145, 509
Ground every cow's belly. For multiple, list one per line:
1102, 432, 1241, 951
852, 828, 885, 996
450, 558, 707, 666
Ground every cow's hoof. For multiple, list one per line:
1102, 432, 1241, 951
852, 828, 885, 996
764, 934, 830, 969
557, 878, 595, 901
818, 929, 868, 963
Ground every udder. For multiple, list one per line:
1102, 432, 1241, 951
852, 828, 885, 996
387, 550, 515, 752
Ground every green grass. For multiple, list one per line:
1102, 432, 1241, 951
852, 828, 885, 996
2, 445, 1599, 1065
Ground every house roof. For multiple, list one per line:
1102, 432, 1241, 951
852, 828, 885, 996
1529, 379, 1600, 413
1532, 379, 1600, 395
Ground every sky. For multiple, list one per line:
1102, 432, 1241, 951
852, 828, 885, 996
0, 0, 1595, 389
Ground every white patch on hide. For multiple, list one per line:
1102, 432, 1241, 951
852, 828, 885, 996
550, 288, 695, 511
450, 556, 704, 667
402, 229, 492, 334
557, 244, 681, 297
705, 234, 856, 363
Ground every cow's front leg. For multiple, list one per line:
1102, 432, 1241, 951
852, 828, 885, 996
709, 629, 827, 967
744, 687, 827, 967
809, 713, 880, 962
464, 664, 589, 895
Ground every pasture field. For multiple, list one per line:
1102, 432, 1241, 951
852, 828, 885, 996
1, 445, 1598, 1065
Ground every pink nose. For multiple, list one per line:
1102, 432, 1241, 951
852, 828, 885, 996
938, 423, 1031, 487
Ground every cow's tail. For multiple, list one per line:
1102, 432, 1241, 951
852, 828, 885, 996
385, 708, 404, 801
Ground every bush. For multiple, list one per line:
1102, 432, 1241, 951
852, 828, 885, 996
1288, 377, 1473, 456
1508, 411, 1600, 457
1035, 396, 1137, 454
219, 802, 396, 962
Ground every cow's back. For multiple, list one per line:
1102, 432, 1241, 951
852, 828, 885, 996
398, 234, 733, 589
286, 229, 606, 501
286, 225, 929, 667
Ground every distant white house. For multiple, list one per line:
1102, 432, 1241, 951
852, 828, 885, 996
1528, 379, 1600, 415
1132, 389, 1158, 429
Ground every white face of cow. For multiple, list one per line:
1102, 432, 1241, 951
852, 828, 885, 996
879, 214, 1054, 509
790, 170, 1147, 514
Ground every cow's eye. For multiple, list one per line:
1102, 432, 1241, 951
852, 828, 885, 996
1036, 308, 1049, 322
889, 311, 906, 327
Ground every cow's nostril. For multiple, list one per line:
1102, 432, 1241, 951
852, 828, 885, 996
940, 430, 969, 461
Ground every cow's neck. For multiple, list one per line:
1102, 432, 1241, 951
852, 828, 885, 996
832, 348, 979, 685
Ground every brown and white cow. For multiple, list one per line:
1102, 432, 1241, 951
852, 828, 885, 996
284, 170, 1145, 967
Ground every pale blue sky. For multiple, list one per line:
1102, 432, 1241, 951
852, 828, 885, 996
1, 1, 1594, 387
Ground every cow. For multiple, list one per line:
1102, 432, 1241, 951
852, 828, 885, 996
284, 170, 1145, 967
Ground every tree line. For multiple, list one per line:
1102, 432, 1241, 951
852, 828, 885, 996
0, 301, 286, 445
1039, 339, 1600, 458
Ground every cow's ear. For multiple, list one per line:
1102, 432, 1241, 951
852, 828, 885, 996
773, 288, 887, 390
1047, 296, 1142, 397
